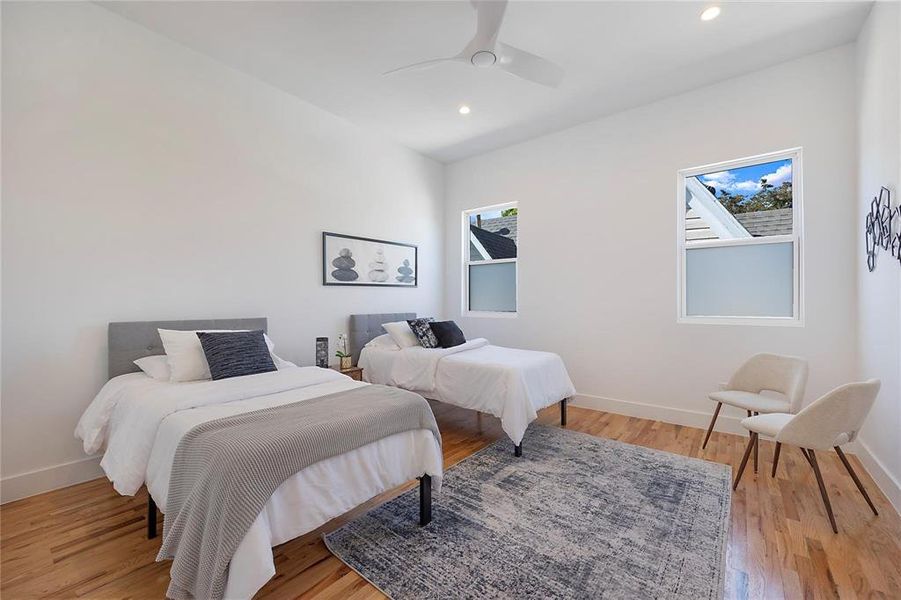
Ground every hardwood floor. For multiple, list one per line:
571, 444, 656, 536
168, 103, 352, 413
2, 402, 899, 599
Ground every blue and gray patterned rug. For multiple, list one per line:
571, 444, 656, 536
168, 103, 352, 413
324, 425, 731, 599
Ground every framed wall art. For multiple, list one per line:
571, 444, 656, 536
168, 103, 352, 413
322, 232, 417, 287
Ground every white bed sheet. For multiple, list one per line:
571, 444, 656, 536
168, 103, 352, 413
76, 368, 443, 600
360, 342, 575, 445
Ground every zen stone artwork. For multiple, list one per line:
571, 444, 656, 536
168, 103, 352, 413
323, 232, 417, 287
396, 259, 415, 283
369, 248, 389, 282
331, 248, 359, 282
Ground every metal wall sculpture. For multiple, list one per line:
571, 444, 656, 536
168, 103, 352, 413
864, 186, 900, 272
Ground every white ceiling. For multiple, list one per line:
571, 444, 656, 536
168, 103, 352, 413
100, 1, 871, 163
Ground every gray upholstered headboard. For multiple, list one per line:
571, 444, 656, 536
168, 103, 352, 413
107, 318, 268, 379
349, 313, 416, 365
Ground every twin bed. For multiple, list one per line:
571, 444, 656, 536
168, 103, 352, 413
352, 313, 576, 455
77, 318, 441, 599
76, 315, 574, 599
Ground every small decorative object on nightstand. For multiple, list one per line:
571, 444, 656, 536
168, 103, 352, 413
334, 365, 363, 381
315, 337, 328, 368
335, 333, 353, 370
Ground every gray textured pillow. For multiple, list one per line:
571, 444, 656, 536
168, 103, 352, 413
406, 318, 439, 348
196, 330, 276, 380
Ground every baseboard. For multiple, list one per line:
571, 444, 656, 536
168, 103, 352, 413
4, 398, 898, 518
1, 455, 104, 504
570, 392, 748, 436
571, 392, 901, 518
851, 438, 901, 516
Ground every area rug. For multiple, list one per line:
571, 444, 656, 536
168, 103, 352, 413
324, 425, 731, 599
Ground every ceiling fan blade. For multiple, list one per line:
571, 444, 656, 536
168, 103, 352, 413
495, 42, 565, 88
468, 0, 508, 51
383, 56, 462, 76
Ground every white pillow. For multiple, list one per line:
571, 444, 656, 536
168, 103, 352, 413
158, 329, 288, 382
133, 355, 170, 381
382, 321, 420, 348
364, 333, 401, 350
272, 354, 297, 370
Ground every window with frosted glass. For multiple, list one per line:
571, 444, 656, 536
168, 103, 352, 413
465, 204, 517, 313
679, 150, 801, 322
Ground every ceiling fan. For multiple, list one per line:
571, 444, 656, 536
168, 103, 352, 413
383, 0, 565, 88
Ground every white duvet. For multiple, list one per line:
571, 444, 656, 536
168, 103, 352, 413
75, 367, 443, 599
360, 339, 576, 445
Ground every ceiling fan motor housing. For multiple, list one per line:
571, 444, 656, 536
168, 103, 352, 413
471, 50, 497, 67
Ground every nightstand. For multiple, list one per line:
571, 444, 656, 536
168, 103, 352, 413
333, 365, 363, 381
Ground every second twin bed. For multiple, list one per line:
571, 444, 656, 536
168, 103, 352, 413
352, 312, 576, 455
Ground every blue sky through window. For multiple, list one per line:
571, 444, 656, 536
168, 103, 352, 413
699, 159, 792, 198
469, 209, 505, 224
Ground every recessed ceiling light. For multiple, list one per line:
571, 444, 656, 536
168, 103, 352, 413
459, 105, 471, 115
700, 6, 721, 21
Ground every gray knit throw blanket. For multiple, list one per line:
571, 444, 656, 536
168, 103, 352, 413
156, 384, 441, 600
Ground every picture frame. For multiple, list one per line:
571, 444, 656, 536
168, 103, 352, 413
322, 231, 418, 287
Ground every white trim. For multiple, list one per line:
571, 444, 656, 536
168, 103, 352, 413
571, 393, 900, 518
464, 200, 518, 215
570, 393, 749, 436
686, 234, 794, 250
6, 407, 896, 520
463, 310, 519, 319
469, 235, 491, 261
676, 147, 804, 326
462, 202, 518, 317
685, 177, 751, 239
679, 147, 804, 179
1, 455, 104, 504
677, 315, 804, 327
851, 438, 901, 516
469, 257, 517, 266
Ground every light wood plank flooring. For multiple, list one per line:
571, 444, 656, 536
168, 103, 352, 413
2, 402, 899, 599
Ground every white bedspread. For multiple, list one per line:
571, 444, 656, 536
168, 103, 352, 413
75, 367, 443, 599
388, 338, 489, 391
360, 341, 575, 445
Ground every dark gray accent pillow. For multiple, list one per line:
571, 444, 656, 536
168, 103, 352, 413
406, 318, 439, 348
429, 321, 466, 348
196, 330, 276, 381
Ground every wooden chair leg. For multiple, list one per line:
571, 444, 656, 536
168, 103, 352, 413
807, 449, 838, 534
733, 433, 757, 491
747, 410, 758, 473
771, 442, 781, 478
702, 402, 722, 449
835, 446, 879, 516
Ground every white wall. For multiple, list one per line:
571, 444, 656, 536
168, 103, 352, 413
855, 2, 901, 512
445, 47, 859, 439
1, 2, 444, 502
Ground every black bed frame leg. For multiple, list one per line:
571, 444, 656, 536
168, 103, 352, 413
419, 474, 432, 527
514, 443, 522, 457
561, 398, 568, 427
147, 496, 158, 539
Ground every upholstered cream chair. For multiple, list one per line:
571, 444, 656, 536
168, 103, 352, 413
734, 379, 881, 533
703, 354, 809, 473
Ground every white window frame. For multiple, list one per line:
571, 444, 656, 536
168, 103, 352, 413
462, 201, 519, 318
676, 148, 804, 326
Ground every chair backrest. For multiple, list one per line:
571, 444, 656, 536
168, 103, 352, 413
776, 379, 881, 450
728, 353, 809, 413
